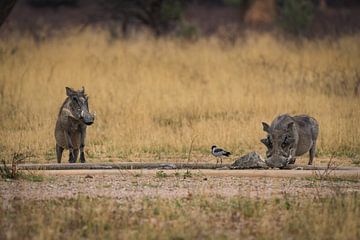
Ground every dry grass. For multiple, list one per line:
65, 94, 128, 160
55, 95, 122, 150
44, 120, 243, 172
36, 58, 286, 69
0, 29, 359, 163
1, 193, 359, 239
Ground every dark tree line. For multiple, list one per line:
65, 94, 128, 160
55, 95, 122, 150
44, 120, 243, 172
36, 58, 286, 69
1, 0, 360, 35
0, 0, 17, 28
100, 0, 185, 36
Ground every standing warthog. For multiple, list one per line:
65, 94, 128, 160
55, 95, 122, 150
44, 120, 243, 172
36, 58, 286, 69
55, 87, 95, 163
260, 114, 319, 168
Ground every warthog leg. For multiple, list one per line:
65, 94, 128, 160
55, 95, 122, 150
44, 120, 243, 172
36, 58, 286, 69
80, 126, 87, 163
69, 149, 79, 163
80, 145, 86, 163
68, 151, 74, 163
308, 141, 317, 165
56, 144, 64, 163
64, 131, 76, 163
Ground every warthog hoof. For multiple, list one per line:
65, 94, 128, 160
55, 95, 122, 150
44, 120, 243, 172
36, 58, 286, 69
68, 159, 76, 163
80, 152, 86, 163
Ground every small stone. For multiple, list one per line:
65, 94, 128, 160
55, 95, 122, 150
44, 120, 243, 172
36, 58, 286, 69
159, 164, 177, 169
85, 174, 93, 179
230, 152, 268, 169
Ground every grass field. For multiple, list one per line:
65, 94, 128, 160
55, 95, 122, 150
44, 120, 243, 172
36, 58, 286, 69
1, 193, 359, 239
0, 29, 360, 163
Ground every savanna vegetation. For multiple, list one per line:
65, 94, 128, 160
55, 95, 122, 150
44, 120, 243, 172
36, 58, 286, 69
1, 2, 359, 240
0, 30, 359, 163
1, 193, 359, 239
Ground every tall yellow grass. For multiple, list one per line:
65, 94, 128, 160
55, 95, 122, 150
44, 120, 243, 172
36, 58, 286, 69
0, 30, 359, 163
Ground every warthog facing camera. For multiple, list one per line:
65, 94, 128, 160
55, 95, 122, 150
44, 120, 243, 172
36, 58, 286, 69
55, 87, 95, 163
261, 114, 319, 168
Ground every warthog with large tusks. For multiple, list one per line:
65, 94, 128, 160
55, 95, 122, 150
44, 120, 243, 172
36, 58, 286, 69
55, 87, 95, 163
260, 114, 319, 168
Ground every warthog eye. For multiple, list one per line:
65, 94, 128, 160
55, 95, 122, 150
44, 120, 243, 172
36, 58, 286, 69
281, 136, 290, 148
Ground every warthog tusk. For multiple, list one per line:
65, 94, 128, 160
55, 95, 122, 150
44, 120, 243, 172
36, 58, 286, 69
81, 110, 84, 117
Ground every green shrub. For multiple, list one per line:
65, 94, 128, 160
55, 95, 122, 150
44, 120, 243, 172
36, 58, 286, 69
155, 170, 168, 178
277, 0, 315, 35
160, 0, 183, 23
177, 21, 199, 40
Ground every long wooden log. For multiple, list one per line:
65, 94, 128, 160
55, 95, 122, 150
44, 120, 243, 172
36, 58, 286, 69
14, 163, 230, 170
2, 162, 358, 171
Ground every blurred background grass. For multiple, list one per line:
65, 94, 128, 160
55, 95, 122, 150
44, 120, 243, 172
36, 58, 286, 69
1, 30, 359, 163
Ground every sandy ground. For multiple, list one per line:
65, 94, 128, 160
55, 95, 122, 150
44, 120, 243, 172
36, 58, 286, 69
1, 169, 359, 207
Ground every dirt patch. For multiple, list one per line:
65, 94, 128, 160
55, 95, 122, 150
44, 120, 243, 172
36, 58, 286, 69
1, 169, 359, 206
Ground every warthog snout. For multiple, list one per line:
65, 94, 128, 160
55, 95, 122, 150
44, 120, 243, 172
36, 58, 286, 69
81, 110, 95, 125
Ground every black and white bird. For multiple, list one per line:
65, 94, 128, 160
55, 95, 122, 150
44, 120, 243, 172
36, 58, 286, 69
211, 145, 231, 165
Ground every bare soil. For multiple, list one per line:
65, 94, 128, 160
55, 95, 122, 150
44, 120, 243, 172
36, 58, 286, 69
1, 168, 359, 206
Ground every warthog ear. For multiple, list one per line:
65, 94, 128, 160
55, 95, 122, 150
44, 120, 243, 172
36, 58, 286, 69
81, 86, 85, 94
261, 138, 270, 148
262, 122, 270, 133
65, 87, 76, 96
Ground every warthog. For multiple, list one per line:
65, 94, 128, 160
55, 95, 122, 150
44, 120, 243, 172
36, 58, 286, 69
261, 114, 319, 168
55, 87, 95, 163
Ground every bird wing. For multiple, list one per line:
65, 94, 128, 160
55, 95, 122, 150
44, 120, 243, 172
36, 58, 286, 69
213, 148, 224, 153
